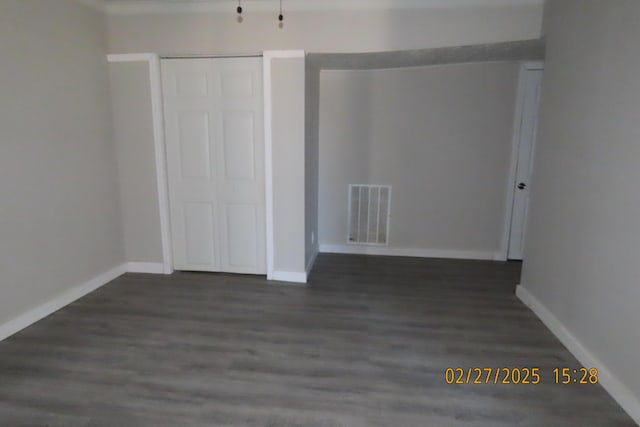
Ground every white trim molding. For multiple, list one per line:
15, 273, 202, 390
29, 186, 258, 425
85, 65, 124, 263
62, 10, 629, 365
0, 264, 127, 342
271, 271, 307, 284
320, 244, 502, 261
106, 0, 545, 15
127, 262, 166, 274
516, 285, 640, 425
107, 53, 174, 275
263, 50, 306, 282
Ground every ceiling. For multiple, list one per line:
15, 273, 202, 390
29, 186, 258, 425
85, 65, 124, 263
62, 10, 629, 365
100, 0, 544, 15
103, 0, 542, 6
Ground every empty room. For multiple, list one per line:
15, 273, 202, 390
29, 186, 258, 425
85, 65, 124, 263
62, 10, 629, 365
1, 0, 639, 425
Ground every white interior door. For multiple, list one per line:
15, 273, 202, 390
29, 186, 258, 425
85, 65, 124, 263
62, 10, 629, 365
508, 68, 543, 260
162, 57, 266, 274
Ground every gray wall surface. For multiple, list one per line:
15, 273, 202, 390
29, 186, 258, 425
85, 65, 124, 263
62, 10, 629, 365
271, 57, 306, 274
105, 4, 543, 275
107, 5, 543, 55
0, 0, 124, 325
319, 63, 519, 255
109, 62, 164, 264
521, 0, 640, 411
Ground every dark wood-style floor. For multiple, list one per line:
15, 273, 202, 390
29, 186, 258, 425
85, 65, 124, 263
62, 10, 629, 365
0, 254, 633, 426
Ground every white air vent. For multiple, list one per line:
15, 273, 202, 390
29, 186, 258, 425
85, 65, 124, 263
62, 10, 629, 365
348, 185, 391, 245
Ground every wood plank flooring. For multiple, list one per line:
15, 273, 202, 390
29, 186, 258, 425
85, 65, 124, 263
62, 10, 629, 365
0, 254, 634, 426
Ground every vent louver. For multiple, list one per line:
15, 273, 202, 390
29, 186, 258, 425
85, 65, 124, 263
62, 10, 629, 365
348, 185, 391, 245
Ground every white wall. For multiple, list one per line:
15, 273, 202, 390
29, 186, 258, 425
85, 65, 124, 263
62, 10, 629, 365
0, 1, 124, 326
269, 56, 307, 279
319, 63, 519, 257
107, 5, 543, 55
109, 62, 164, 264
519, 0, 640, 421
104, 3, 542, 276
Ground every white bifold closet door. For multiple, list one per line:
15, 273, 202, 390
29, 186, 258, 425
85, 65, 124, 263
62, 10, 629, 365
162, 57, 266, 274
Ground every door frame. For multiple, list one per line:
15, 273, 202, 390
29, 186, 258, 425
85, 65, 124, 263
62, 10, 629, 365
499, 60, 544, 261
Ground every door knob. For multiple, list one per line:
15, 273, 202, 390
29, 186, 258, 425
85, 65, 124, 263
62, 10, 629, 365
517, 183, 527, 190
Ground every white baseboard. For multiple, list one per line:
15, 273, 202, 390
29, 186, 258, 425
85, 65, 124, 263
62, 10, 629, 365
319, 244, 502, 261
271, 270, 307, 284
306, 248, 319, 277
516, 285, 640, 425
0, 264, 127, 342
127, 262, 166, 274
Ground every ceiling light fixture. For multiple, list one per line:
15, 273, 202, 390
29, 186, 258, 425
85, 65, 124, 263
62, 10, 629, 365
235, 1, 284, 25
